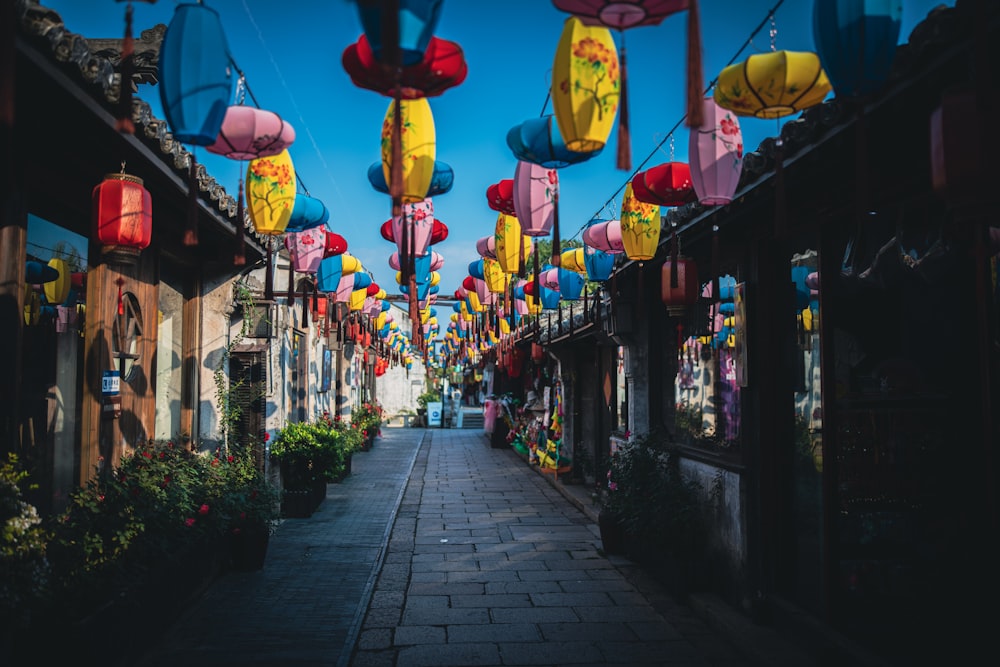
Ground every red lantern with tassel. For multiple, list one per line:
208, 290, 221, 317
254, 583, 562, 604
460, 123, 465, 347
92, 170, 152, 264
661, 255, 699, 316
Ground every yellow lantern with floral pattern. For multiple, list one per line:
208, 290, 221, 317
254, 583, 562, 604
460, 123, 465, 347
714, 51, 831, 120
620, 182, 661, 261
551, 16, 620, 153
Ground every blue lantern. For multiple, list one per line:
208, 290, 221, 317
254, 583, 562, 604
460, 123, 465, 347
557, 268, 584, 301
583, 245, 614, 281
506, 115, 602, 169
353, 272, 373, 290
368, 160, 454, 197
159, 3, 234, 145
356, 0, 443, 66
812, 0, 902, 99
285, 194, 330, 232
537, 265, 561, 310
317, 254, 343, 292
468, 259, 485, 280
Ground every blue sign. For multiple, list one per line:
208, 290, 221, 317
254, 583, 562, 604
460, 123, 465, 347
102, 370, 120, 396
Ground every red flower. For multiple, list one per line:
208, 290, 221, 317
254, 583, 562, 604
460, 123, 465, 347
184, 518, 196, 527
142, 451, 152, 459
227, 455, 234, 463
198, 504, 210, 515
264, 432, 271, 442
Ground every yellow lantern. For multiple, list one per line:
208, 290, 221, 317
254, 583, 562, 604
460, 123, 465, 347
714, 51, 831, 120
429, 271, 441, 287
44, 258, 70, 305
483, 257, 507, 293
376, 312, 387, 330
560, 247, 586, 274
620, 182, 661, 261
525, 292, 543, 315
551, 16, 620, 153
494, 213, 532, 274
349, 288, 366, 311
467, 290, 483, 313
246, 149, 296, 234
380, 97, 436, 203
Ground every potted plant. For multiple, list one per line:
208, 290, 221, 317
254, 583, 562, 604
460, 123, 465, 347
217, 443, 280, 571
269, 422, 326, 517
600, 430, 706, 592
351, 401, 384, 449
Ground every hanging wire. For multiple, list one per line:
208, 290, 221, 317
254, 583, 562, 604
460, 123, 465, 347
566, 0, 787, 243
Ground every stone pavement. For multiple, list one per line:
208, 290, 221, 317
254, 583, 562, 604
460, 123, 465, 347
134, 428, 425, 666
135, 426, 815, 667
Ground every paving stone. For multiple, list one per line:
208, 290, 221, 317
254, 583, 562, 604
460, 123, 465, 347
392, 625, 446, 646
447, 623, 543, 643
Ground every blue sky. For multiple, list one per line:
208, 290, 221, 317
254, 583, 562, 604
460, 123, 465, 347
47, 0, 950, 298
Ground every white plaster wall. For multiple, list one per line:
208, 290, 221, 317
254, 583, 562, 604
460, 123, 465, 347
199, 274, 238, 451
376, 359, 427, 422
679, 458, 746, 574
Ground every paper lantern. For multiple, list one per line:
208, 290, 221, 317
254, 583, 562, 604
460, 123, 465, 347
284, 227, 326, 274
158, 2, 233, 145
812, 0, 901, 99
483, 258, 508, 294
387, 198, 435, 259
714, 50, 831, 119
631, 162, 697, 207
342, 33, 466, 98
551, 16, 620, 153
43, 258, 70, 305
486, 179, 516, 215
368, 160, 453, 197
206, 106, 295, 160
619, 183, 661, 261
512, 161, 558, 237
551, 0, 704, 167
661, 256, 699, 315
557, 267, 585, 301
560, 247, 586, 273
475, 235, 497, 260
689, 97, 744, 206
507, 115, 603, 168
356, 0, 443, 66
92, 172, 152, 261
494, 213, 531, 274
583, 244, 615, 281
380, 97, 436, 203
246, 149, 296, 235
582, 219, 624, 253
324, 230, 348, 257
285, 193, 329, 232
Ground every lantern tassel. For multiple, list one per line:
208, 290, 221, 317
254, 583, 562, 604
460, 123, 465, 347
616, 30, 632, 172
115, 1, 135, 134
301, 278, 309, 329
184, 155, 199, 247
287, 256, 295, 311
685, 0, 705, 129
550, 191, 561, 268
711, 224, 720, 305
670, 224, 679, 288
264, 242, 274, 301
390, 95, 404, 220
117, 280, 124, 316
233, 181, 246, 267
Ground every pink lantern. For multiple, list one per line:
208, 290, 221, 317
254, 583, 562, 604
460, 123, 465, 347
206, 106, 296, 160
539, 267, 562, 290
389, 198, 434, 258
582, 220, 625, 253
474, 277, 494, 305
335, 273, 354, 303
429, 250, 444, 271
284, 227, 326, 274
689, 97, 744, 206
476, 235, 497, 259
512, 161, 557, 237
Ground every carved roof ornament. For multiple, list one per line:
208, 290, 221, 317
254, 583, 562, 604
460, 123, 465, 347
88, 24, 165, 88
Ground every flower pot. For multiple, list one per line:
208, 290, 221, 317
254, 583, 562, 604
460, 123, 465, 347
310, 478, 327, 511
281, 488, 314, 518
229, 526, 270, 571
598, 511, 627, 555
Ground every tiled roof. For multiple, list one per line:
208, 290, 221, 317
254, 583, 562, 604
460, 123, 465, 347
15, 0, 263, 248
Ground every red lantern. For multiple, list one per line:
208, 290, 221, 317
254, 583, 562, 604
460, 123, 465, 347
324, 231, 348, 257
313, 294, 329, 319
379, 218, 449, 245
631, 162, 697, 207
342, 34, 467, 99
92, 172, 152, 262
661, 256, 699, 316
486, 179, 516, 215
531, 342, 544, 362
